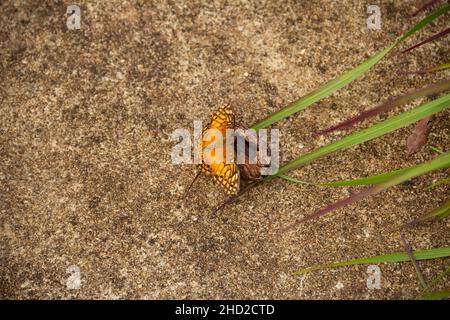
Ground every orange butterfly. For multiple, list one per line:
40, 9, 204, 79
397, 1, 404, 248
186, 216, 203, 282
187, 105, 240, 195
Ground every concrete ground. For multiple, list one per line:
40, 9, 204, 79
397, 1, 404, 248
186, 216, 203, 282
0, 0, 449, 299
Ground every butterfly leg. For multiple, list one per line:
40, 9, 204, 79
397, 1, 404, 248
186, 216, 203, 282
183, 170, 202, 199
211, 195, 237, 216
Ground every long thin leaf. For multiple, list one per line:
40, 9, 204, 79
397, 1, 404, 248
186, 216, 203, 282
407, 62, 450, 75
429, 62, 450, 72
402, 27, 450, 53
273, 94, 450, 178
437, 208, 450, 221
279, 166, 411, 187
418, 290, 450, 300
402, 199, 450, 229
310, 167, 410, 186
294, 247, 450, 275
426, 176, 450, 189
318, 80, 450, 135
412, 0, 442, 16
284, 152, 450, 229
251, 4, 450, 130
402, 236, 427, 289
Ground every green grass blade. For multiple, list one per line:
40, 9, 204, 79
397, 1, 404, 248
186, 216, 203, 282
318, 79, 450, 134
374, 153, 450, 189
397, 4, 449, 42
403, 199, 450, 229
285, 153, 450, 228
251, 4, 450, 130
294, 247, 450, 275
430, 62, 450, 72
437, 208, 450, 221
418, 290, 450, 300
280, 166, 413, 187
421, 199, 450, 221
319, 167, 411, 186
251, 45, 393, 130
272, 94, 450, 177
430, 146, 445, 154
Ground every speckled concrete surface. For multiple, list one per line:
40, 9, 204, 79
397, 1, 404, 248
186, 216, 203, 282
1, 0, 449, 299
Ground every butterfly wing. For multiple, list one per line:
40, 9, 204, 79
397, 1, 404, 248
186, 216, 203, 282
200, 105, 240, 195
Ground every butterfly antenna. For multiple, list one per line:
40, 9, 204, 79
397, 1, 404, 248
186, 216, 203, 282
184, 170, 201, 199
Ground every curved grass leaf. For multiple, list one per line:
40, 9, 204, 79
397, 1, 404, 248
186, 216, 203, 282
412, 0, 442, 16
251, 4, 450, 130
280, 156, 448, 187
402, 199, 450, 229
402, 27, 450, 53
279, 166, 411, 187
430, 146, 445, 154
277, 175, 313, 185
418, 290, 450, 300
408, 62, 450, 74
293, 247, 450, 275
272, 94, 450, 178
284, 152, 450, 229
426, 176, 450, 189
318, 79, 450, 135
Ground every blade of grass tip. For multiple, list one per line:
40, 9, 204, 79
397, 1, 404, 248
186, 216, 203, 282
250, 4, 450, 130
412, 0, 442, 16
429, 62, 450, 72
318, 166, 412, 187
422, 266, 450, 292
418, 290, 450, 300
278, 175, 315, 185
273, 94, 450, 178
426, 176, 450, 189
402, 27, 450, 54
293, 246, 450, 275
406, 62, 450, 75
401, 199, 450, 229
251, 44, 392, 130
318, 79, 450, 135
283, 152, 450, 230
429, 145, 445, 154
437, 208, 450, 221
401, 236, 428, 289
